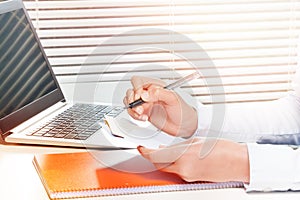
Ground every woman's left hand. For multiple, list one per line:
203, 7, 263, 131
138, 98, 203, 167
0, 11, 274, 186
137, 138, 250, 183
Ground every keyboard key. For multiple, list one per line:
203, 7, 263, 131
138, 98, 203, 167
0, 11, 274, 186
82, 130, 96, 136
64, 133, 77, 139
31, 131, 46, 137
74, 134, 90, 140
63, 128, 75, 132
43, 132, 56, 137
100, 106, 113, 113
54, 133, 68, 138
88, 123, 102, 131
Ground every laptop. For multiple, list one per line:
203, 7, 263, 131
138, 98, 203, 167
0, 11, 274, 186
0, 0, 169, 149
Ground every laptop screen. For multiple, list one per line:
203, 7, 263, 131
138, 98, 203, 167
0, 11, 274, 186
0, 8, 58, 119
0, 0, 64, 136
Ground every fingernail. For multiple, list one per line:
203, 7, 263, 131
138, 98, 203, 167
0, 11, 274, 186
137, 145, 144, 154
141, 91, 149, 101
136, 106, 143, 115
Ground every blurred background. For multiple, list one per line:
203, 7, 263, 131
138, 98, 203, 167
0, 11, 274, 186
23, 0, 300, 105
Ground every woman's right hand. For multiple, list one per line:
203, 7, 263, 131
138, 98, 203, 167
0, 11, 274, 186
123, 76, 198, 138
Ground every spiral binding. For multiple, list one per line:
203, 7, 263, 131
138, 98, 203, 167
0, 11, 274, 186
51, 182, 244, 199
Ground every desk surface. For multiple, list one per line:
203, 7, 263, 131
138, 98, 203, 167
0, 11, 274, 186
0, 143, 299, 200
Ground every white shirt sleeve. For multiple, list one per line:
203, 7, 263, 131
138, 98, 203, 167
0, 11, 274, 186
194, 68, 300, 192
245, 143, 300, 191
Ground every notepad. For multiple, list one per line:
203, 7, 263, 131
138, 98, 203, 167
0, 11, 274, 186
103, 115, 185, 148
104, 115, 159, 139
33, 151, 244, 199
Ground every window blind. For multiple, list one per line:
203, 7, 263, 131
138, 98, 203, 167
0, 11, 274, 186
23, 0, 300, 104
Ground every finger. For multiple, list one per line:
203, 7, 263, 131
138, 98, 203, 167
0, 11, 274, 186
124, 95, 141, 115
137, 145, 189, 164
134, 88, 143, 102
131, 76, 145, 90
126, 89, 134, 103
127, 108, 148, 121
143, 86, 179, 106
123, 96, 128, 106
127, 104, 149, 121
132, 105, 144, 115
138, 147, 179, 174
130, 76, 146, 101
125, 89, 143, 112
131, 76, 166, 101
125, 92, 149, 121
138, 83, 160, 99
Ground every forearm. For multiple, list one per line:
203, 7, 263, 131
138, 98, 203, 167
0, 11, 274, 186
230, 143, 250, 183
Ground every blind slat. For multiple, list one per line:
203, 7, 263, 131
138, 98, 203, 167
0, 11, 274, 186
40, 35, 300, 48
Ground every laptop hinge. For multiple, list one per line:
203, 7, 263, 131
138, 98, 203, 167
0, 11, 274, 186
0, 129, 5, 144
0, 129, 13, 144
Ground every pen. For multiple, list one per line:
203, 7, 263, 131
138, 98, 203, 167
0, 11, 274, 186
126, 71, 200, 109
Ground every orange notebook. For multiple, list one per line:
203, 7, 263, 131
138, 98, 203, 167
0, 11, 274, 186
33, 151, 243, 199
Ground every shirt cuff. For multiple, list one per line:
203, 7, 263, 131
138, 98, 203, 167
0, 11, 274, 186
245, 143, 300, 192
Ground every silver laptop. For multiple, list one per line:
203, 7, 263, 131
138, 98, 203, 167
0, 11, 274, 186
0, 0, 140, 149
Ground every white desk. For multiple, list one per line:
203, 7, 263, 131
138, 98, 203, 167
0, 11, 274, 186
0, 144, 300, 200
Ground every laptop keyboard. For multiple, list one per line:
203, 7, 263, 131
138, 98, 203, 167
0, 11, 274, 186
28, 104, 123, 140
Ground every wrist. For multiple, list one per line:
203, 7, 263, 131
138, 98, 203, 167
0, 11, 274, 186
232, 143, 250, 183
182, 107, 198, 138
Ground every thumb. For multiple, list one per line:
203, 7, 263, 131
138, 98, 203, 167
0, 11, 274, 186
137, 145, 152, 161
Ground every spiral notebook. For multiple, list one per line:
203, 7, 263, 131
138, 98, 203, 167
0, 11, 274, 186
33, 151, 244, 199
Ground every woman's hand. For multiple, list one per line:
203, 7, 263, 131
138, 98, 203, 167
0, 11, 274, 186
123, 76, 198, 138
138, 138, 250, 183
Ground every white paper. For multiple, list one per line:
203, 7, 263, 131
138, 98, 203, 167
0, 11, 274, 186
104, 116, 184, 149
